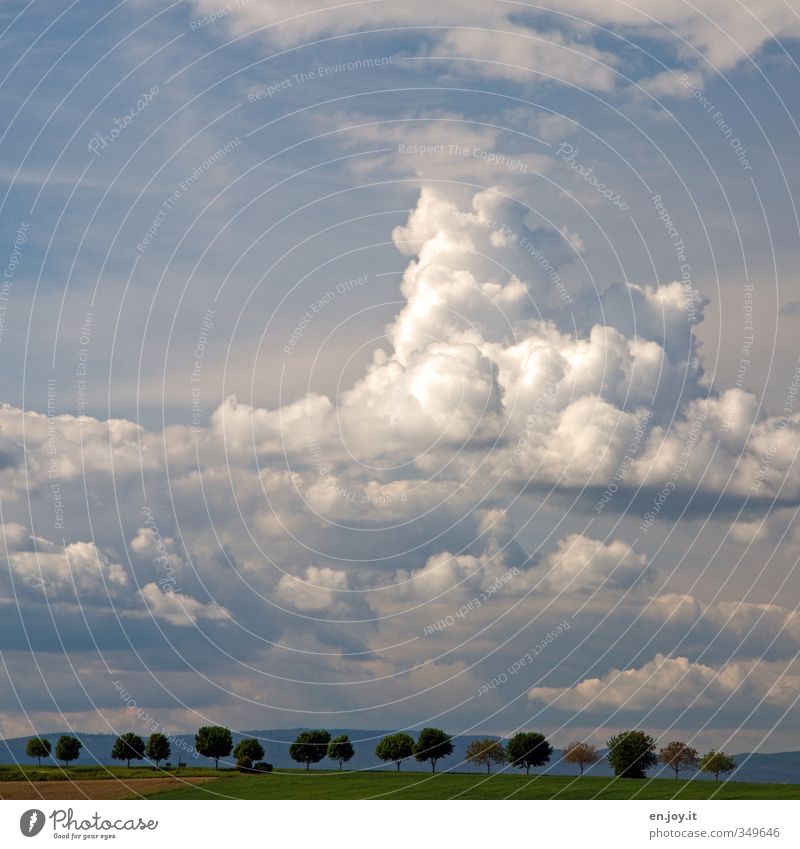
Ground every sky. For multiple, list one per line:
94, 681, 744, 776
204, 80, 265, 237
1, 0, 799, 755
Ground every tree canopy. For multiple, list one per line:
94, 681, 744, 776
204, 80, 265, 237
327, 735, 355, 770
111, 732, 145, 767
506, 732, 553, 775
375, 733, 415, 771
234, 737, 266, 766
25, 737, 52, 767
413, 728, 453, 773
195, 726, 233, 769
563, 742, 600, 776
606, 730, 657, 778
700, 751, 736, 782
465, 738, 506, 774
659, 741, 699, 779
145, 733, 171, 766
55, 735, 82, 766
289, 730, 332, 770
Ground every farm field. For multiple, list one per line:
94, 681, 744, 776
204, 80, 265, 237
143, 769, 800, 801
0, 765, 231, 800
2, 765, 797, 800
0, 777, 215, 800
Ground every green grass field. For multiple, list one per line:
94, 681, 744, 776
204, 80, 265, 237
143, 769, 800, 800
0, 764, 233, 782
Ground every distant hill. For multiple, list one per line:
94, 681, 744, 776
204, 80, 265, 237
1, 730, 797, 784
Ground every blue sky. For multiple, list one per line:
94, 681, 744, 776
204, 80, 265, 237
1, 1, 799, 754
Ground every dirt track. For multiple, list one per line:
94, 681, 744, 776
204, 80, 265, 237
0, 776, 214, 800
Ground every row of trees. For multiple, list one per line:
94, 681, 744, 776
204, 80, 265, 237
464, 732, 736, 782
25, 728, 319, 771
375, 728, 454, 773
605, 732, 736, 782
26, 733, 173, 769
373, 729, 553, 775
373, 729, 557, 775
25, 728, 737, 781
26, 736, 82, 767
464, 732, 551, 775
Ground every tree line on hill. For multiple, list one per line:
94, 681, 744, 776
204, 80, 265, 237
23, 728, 738, 781
569, 733, 736, 782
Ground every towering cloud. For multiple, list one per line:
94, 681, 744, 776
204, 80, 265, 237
1, 185, 797, 738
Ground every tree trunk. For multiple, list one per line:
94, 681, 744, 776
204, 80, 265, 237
396, 761, 401, 771
38, 757, 42, 767
215, 758, 219, 769
487, 763, 491, 774
127, 759, 131, 768
306, 762, 310, 771
526, 765, 530, 775
339, 761, 343, 771
431, 761, 436, 773
580, 764, 584, 776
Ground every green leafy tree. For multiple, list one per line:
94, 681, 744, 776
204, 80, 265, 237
375, 732, 415, 771
659, 741, 699, 780
327, 735, 355, 770
413, 728, 453, 773
234, 738, 265, 765
194, 726, 233, 769
111, 732, 145, 768
506, 731, 553, 776
606, 730, 657, 779
25, 737, 52, 767
289, 730, 331, 770
145, 733, 171, 767
54, 735, 82, 767
700, 751, 736, 782
563, 741, 600, 776
465, 738, 506, 774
